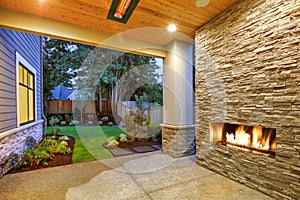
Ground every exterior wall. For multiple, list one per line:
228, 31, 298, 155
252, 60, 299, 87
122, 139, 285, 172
0, 28, 42, 132
0, 121, 43, 177
195, 0, 299, 199
0, 28, 43, 177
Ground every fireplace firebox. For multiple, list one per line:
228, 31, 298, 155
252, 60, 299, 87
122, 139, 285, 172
210, 122, 276, 157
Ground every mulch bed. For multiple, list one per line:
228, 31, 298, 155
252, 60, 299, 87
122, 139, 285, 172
9, 136, 75, 174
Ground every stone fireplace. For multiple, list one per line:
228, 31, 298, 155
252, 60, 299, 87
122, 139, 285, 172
195, 0, 299, 199
210, 122, 276, 157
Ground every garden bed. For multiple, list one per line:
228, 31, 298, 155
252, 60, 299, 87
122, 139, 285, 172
9, 136, 75, 174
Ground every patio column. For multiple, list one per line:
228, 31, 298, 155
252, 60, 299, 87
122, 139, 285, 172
161, 40, 195, 157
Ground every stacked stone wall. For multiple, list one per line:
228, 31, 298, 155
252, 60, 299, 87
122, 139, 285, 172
0, 122, 43, 177
195, 0, 299, 199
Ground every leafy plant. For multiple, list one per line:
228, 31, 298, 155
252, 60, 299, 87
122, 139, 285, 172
108, 122, 113, 126
101, 116, 109, 122
17, 136, 72, 168
69, 120, 80, 126
123, 110, 147, 141
49, 116, 60, 126
61, 121, 66, 125
119, 133, 129, 142
87, 114, 94, 121
106, 137, 119, 147
87, 121, 93, 125
146, 121, 162, 140
64, 114, 73, 123
98, 120, 103, 125
135, 92, 150, 114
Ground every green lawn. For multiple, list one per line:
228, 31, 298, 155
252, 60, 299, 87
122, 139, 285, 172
47, 126, 124, 163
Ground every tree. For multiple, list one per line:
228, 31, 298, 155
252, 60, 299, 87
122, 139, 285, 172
43, 38, 162, 119
75, 48, 161, 115
43, 37, 91, 101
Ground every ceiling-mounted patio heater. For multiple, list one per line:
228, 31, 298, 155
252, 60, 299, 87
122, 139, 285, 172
107, 0, 140, 24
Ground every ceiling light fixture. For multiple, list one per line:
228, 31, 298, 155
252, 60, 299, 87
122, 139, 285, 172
107, 0, 140, 24
168, 24, 177, 32
195, 0, 210, 7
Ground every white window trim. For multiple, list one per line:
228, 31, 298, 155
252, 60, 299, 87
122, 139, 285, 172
16, 51, 37, 127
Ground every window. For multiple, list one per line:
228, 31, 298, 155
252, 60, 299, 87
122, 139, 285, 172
16, 52, 37, 126
19, 64, 35, 124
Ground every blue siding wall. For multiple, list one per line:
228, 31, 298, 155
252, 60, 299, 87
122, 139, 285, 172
0, 28, 42, 132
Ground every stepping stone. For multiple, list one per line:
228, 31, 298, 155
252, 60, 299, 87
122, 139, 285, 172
132, 146, 156, 153
152, 144, 162, 150
110, 148, 134, 156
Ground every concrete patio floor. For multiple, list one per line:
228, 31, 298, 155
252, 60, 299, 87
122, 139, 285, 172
0, 151, 273, 200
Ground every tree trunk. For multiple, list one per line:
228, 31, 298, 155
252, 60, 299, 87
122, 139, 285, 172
98, 85, 102, 112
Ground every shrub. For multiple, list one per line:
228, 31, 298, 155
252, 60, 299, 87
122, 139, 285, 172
106, 137, 119, 147
87, 121, 93, 125
101, 116, 109, 122
49, 116, 60, 126
119, 133, 129, 142
17, 136, 71, 168
64, 114, 73, 123
69, 120, 80, 126
146, 121, 162, 139
108, 122, 113, 126
122, 110, 147, 141
98, 121, 103, 125
87, 114, 94, 121
61, 121, 66, 126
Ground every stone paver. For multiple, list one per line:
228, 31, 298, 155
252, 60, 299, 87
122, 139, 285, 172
109, 148, 134, 156
132, 146, 156, 153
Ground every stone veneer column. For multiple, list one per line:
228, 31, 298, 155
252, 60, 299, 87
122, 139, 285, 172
161, 40, 195, 157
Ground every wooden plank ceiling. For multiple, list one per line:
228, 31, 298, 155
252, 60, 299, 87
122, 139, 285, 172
0, 0, 240, 45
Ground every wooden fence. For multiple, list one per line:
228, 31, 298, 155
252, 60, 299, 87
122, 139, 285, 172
47, 100, 111, 114
116, 101, 163, 124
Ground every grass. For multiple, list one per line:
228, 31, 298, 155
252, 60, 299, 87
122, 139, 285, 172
47, 126, 124, 163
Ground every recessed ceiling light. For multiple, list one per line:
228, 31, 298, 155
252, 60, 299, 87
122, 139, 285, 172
196, 0, 209, 7
168, 24, 177, 32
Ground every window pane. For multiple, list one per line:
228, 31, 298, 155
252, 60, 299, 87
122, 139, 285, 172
29, 90, 34, 121
23, 69, 28, 86
19, 85, 28, 124
29, 73, 34, 89
19, 65, 23, 84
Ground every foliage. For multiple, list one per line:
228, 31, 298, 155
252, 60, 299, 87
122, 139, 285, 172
119, 133, 129, 143
49, 116, 61, 126
43, 38, 91, 101
106, 137, 119, 147
132, 83, 163, 106
17, 136, 71, 168
64, 114, 73, 124
122, 110, 147, 141
69, 120, 80, 126
87, 114, 94, 121
108, 122, 113, 126
61, 121, 66, 125
101, 116, 109, 122
135, 92, 150, 114
146, 121, 162, 140
87, 121, 93, 125
98, 121, 103, 125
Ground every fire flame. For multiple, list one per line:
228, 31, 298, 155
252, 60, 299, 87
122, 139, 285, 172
226, 125, 275, 151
